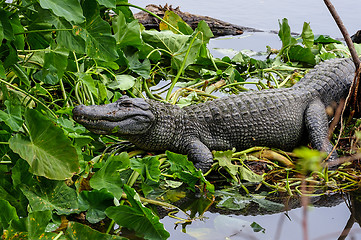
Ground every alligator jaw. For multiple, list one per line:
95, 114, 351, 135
72, 97, 155, 135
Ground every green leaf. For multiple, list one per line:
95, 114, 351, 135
75, 72, 98, 96
0, 9, 14, 41
76, 0, 118, 61
78, 189, 114, 223
166, 151, 214, 192
278, 18, 297, 48
9, 13, 25, 50
65, 221, 127, 239
159, 10, 192, 34
142, 30, 202, 71
0, 62, 5, 79
44, 9, 85, 53
26, 210, 52, 239
20, 180, 81, 215
239, 165, 263, 183
0, 199, 19, 231
301, 22, 314, 48
107, 74, 136, 90
97, 0, 116, 8
9, 109, 79, 180
39, 0, 85, 23
250, 222, 266, 233
105, 185, 170, 240
314, 35, 341, 44
42, 44, 69, 84
0, 100, 23, 132
113, 12, 142, 48
171, 31, 202, 71
126, 51, 151, 78
90, 153, 130, 199
130, 156, 161, 186
213, 150, 238, 176
195, 20, 214, 44
288, 45, 316, 65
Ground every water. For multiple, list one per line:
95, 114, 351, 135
130, 1, 361, 239
133, 0, 360, 58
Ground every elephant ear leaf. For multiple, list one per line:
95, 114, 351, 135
9, 109, 79, 180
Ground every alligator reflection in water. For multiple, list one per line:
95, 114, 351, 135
157, 191, 361, 239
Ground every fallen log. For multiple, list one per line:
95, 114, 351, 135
134, 4, 262, 37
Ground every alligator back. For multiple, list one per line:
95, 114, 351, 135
182, 88, 310, 151
293, 57, 355, 106
180, 58, 356, 152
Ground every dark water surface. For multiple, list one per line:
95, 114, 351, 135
131, 1, 361, 239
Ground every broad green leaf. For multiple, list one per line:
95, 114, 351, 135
231, 52, 251, 66
12, 158, 36, 189
314, 35, 341, 44
288, 45, 316, 65
113, 12, 142, 48
138, 43, 161, 61
65, 221, 127, 239
320, 52, 337, 60
105, 185, 170, 240
44, 9, 85, 53
0, 199, 19, 231
0, 160, 29, 217
107, 74, 136, 90
27, 210, 52, 239
39, 0, 85, 23
76, 0, 118, 61
301, 22, 314, 48
90, 153, 130, 199
130, 156, 161, 186
172, 31, 202, 71
239, 165, 263, 183
0, 10, 14, 41
9, 13, 25, 50
0, 100, 23, 132
213, 150, 238, 176
97, 0, 116, 8
195, 20, 214, 44
278, 18, 297, 48
42, 44, 69, 84
78, 189, 114, 223
20, 180, 81, 215
166, 151, 214, 192
142, 30, 202, 71
9, 109, 79, 180
126, 51, 151, 78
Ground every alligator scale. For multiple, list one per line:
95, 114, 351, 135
73, 58, 355, 171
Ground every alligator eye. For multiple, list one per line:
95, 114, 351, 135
119, 99, 133, 107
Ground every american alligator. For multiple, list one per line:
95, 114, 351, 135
73, 58, 355, 172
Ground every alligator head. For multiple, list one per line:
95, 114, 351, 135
72, 96, 155, 136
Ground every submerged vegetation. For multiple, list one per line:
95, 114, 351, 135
0, 0, 361, 239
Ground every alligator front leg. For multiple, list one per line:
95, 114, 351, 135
185, 139, 213, 173
304, 98, 338, 162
